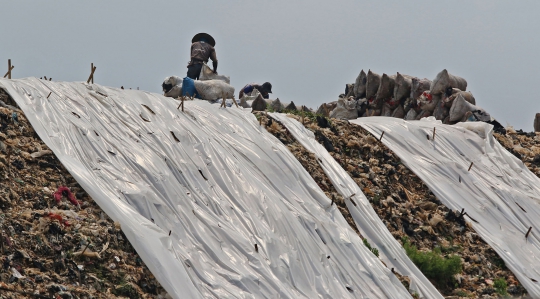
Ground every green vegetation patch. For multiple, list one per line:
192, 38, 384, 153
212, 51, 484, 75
402, 237, 462, 290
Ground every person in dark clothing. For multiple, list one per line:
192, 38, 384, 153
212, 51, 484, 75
187, 33, 218, 80
239, 82, 273, 99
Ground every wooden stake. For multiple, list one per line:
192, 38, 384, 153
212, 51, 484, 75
47, 92, 52, 99
91, 63, 94, 84
432, 127, 436, 140
231, 95, 239, 108
379, 131, 385, 141
177, 97, 185, 111
468, 162, 474, 171
526, 226, 533, 239
221, 92, 226, 108
79, 242, 91, 259
3, 66, 14, 79
43, 76, 48, 80
86, 65, 96, 84
8, 59, 11, 79
254, 244, 258, 252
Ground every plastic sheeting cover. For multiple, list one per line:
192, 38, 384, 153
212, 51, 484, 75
270, 113, 443, 299
354, 116, 540, 296
0, 78, 412, 299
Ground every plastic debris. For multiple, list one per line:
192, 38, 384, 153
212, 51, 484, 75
53, 186, 80, 206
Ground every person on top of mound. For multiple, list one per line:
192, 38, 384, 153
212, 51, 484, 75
187, 33, 218, 80
239, 82, 273, 99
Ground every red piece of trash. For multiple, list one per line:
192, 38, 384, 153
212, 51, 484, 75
53, 186, 80, 206
47, 213, 70, 226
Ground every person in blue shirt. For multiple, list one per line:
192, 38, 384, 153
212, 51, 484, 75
238, 82, 273, 99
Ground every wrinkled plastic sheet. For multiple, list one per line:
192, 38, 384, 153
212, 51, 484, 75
354, 117, 540, 296
271, 113, 442, 299
0, 78, 412, 299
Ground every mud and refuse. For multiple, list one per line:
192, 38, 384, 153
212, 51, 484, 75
0, 89, 167, 299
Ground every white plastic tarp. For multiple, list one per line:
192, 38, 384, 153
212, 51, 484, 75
0, 78, 412, 299
354, 116, 540, 296
270, 113, 443, 299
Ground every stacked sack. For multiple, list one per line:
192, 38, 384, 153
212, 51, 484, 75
162, 64, 235, 101
322, 69, 501, 130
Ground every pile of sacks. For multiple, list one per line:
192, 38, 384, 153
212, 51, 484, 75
240, 92, 311, 113
161, 64, 235, 101
321, 69, 500, 128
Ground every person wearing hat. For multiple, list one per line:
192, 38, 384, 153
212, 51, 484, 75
239, 82, 273, 99
187, 33, 218, 80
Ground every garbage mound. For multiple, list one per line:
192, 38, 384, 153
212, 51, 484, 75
0, 88, 165, 298
260, 112, 526, 298
243, 68, 504, 133
0, 78, 414, 298
355, 116, 540, 297
269, 113, 442, 298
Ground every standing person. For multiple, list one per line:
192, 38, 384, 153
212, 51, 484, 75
187, 33, 218, 80
238, 82, 273, 99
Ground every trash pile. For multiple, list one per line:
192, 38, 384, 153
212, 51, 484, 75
0, 89, 166, 298
319, 69, 501, 127
494, 127, 540, 177
259, 111, 527, 298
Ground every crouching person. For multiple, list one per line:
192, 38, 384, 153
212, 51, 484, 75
239, 82, 272, 99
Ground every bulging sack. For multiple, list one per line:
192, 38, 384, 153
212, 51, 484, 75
329, 97, 358, 120
403, 97, 417, 113
354, 70, 367, 99
417, 91, 441, 112
430, 69, 467, 95
449, 93, 484, 122
356, 98, 367, 117
366, 70, 381, 100
394, 72, 413, 102
381, 102, 393, 116
162, 76, 183, 98
404, 108, 418, 120
443, 90, 475, 108
410, 77, 432, 100
345, 83, 355, 98
376, 73, 396, 101
391, 105, 405, 118
199, 64, 231, 84
433, 100, 449, 121
193, 79, 235, 101
271, 98, 284, 112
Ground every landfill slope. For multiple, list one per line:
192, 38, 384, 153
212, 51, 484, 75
271, 113, 442, 299
261, 113, 525, 297
0, 78, 412, 298
0, 89, 166, 298
355, 116, 540, 297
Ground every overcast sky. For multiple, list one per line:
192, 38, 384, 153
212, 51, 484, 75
1, 1, 539, 130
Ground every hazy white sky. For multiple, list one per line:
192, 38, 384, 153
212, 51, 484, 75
1, 1, 539, 130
